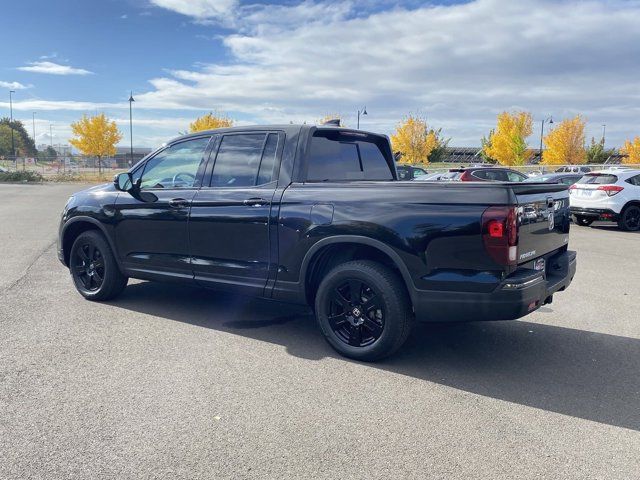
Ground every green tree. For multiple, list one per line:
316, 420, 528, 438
479, 133, 497, 164
0, 118, 37, 157
586, 137, 615, 164
425, 128, 451, 162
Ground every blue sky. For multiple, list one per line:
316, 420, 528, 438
1, 0, 639, 149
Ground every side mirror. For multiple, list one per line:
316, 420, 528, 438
114, 172, 133, 192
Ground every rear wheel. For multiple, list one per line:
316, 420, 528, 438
618, 205, 640, 231
574, 215, 594, 227
70, 230, 128, 301
315, 260, 413, 361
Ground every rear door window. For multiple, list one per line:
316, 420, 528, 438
206, 132, 282, 188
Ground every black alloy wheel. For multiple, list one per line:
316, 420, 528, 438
73, 242, 105, 292
315, 260, 413, 361
619, 205, 640, 231
327, 279, 385, 348
70, 230, 128, 301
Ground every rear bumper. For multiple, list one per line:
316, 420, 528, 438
570, 207, 618, 221
413, 250, 577, 322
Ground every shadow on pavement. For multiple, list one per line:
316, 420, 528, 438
110, 281, 640, 432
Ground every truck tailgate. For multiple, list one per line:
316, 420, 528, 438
511, 183, 571, 264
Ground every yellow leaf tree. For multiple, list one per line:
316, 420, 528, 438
482, 111, 533, 166
620, 137, 640, 165
390, 115, 438, 165
542, 116, 586, 165
189, 112, 233, 132
69, 114, 122, 174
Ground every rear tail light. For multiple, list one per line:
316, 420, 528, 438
568, 185, 577, 192
459, 171, 474, 181
597, 185, 623, 196
482, 206, 518, 266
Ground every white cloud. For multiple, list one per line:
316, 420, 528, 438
6, 0, 640, 147
18, 61, 93, 76
149, 0, 237, 20
135, 0, 640, 146
0, 81, 32, 90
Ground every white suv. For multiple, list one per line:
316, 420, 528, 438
569, 169, 640, 231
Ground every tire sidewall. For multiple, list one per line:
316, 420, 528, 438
70, 231, 119, 300
315, 264, 407, 360
620, 206, 640, 231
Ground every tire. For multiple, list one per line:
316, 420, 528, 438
314, 260, 413, 361
618, 205, 640, 232
69, 230, 128, 301
574, 215, 594, 227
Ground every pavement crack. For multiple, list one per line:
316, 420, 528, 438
0, 240, 58, 297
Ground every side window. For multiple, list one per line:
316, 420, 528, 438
507, 171, 526, 182
359, 141, 393, 180
472, 170, 489, 180
139, 137, 210, 189
210, 134, 266, 187
625, 174, 640, 186
256, 133, 279, 185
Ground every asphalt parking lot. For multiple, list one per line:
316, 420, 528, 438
1, 183, 639, 479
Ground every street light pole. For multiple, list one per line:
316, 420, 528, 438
539, 116, 553, 164
357, 106, 367, 129
601, 124, 606, 146
128, 91, 135, 166
9, 90, 15, 158
49, 124, 53, 150
32, 112, 36, 146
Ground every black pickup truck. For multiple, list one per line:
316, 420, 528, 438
58, 125, 576, 360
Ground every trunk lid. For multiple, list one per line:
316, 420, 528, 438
511, 183, 570, 264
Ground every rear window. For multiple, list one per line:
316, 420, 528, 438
577, 174, 618, 185
306, 131, 393, 181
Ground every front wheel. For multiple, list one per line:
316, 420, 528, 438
70, 230, 128, 301
618, 205, 640, 231
315, 260, 413, 361
574, 215, 594, 227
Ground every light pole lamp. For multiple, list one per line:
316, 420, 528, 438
9, 90, 15, 158
357, 106, 367, 129
128, 92, 135, 165
539, 116, 553, 163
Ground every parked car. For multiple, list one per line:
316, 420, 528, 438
569, 169, 640, 231
413, 171, 451, 181
555, 166, 591, 174
523, 173, 582, 185
449, 167, 528, 182
0, 166, 8, 173
58, 124, 576, 361
396, 164, 427, 180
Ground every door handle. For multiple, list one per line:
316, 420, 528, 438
169, 198, 190, 208
243, 198, 267, 207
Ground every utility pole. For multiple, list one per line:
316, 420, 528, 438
32, 112, 36, 146
128, 91, 135, 166
9, 90, 15, 158
601, 124, 606, 146
539, 116, 553, 164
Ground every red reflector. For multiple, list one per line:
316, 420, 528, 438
488, 220, 504, 237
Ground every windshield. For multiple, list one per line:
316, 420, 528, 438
577, 174, 618, 185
